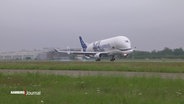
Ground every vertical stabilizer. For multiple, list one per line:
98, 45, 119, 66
79, 36, 87, 52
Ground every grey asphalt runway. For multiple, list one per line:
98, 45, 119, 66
0, 69, 184, 79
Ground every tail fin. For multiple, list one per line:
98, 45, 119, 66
79, 36, 87, 52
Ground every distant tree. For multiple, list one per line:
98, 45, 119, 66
151, 50, 157, 54
173, 48, 184, 56
127, 47, 184, 59
150, 50, 158, 59
161, 47, 173, 55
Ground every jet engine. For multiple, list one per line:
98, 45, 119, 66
94, 53, 102, 58
94, 53, 102, 61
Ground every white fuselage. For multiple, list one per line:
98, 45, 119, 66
86, 36, 132, 55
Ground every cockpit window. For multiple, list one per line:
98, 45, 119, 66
125, 40, 129, 43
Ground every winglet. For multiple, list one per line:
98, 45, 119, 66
79, 36, 87, 52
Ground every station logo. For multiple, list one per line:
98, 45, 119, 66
10, 90, 41, 96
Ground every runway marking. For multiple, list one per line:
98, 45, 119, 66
0, 69, 184, 79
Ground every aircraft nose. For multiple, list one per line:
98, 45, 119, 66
124, 41, 131, 48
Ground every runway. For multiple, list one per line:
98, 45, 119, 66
0, 69, 184, 79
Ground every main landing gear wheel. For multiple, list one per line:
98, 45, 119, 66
96, 58, 101, 61
110, 56, 115, 61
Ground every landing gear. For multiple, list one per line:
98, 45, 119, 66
96, 58, 101, 61
110, 56, 115, 61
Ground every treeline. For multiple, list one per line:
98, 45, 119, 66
128, 47, 184, 59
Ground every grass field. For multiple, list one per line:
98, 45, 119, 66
0, 73, 184, 104
0, 61, 184, 73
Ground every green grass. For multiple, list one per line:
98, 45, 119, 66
0, 61, 184, 73
0, 73, 184, 104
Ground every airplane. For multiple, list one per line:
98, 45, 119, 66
55, 36, 133, 61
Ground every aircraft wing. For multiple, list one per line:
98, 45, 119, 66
53, 48, 132, 61
54, 49, 108, 56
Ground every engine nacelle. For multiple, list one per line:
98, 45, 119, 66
94, 53, 101, 58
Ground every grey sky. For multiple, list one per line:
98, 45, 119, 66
0, 0, 184, 51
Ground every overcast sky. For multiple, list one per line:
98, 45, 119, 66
0, 0, 184, 51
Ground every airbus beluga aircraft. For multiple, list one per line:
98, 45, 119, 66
56, 36, 133, 61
